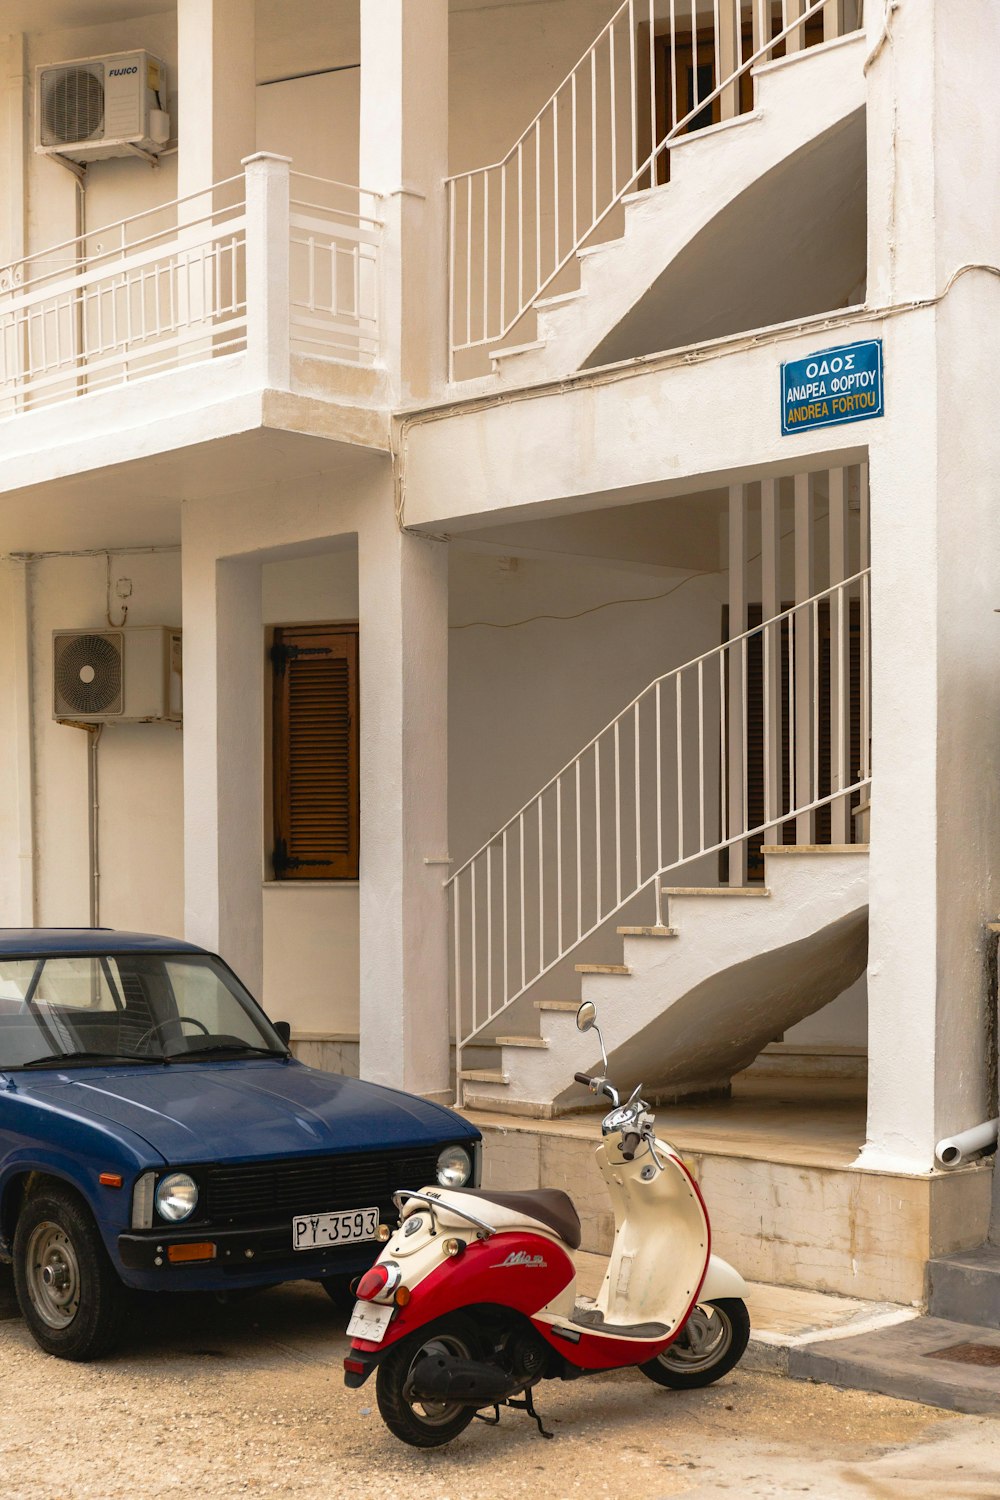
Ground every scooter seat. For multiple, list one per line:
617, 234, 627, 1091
450, 1187, 582, 1250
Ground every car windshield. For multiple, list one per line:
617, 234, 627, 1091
0, 953, 286, 1069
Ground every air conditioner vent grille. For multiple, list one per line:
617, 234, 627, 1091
42, 66, 104, 146
54, 633, 122, 716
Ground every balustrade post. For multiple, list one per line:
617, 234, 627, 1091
717, 0, 740, 122
793, 473, 815, 844
242, 152, 291, 391
727, 484, 748, 884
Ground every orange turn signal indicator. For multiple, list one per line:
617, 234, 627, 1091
99, 1173, 123, 1188
394, 1286, 411, 1307
166, 1242, 217, 1264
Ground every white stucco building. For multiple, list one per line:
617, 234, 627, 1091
1, 0, 998, 1309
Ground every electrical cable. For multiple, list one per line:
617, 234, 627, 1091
449, 503, 834, 631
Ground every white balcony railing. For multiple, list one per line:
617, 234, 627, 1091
447, 0, 864, 376
449, 569, 871, 1073
0, 157, 381, 419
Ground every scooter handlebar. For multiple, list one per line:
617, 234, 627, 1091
574, 1072, 594, 1087
620, 1131, 641, 1161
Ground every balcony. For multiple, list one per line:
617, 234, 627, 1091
0, 155, 387, 484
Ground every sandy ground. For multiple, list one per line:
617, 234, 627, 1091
1, 1273, 999, 1500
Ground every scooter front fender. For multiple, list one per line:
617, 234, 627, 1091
697, 1254, 747, 1303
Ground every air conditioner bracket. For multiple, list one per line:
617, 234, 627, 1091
123, 143, 161, 168
49, 153, 87, 184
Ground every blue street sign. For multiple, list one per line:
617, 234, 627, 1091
781, 338, 884, 435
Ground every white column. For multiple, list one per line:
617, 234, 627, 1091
357, 494, 450, 1097
0, 33, 26, 270
181, 517, 264, 998
243, 153, 292, 391
176, 0, 256, 201
861, 0, 1000, 1172
360, 0, 449, 401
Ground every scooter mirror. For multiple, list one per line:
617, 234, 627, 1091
576, 1001, 598, 1033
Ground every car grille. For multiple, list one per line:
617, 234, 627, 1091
201, 1145, 449, 1227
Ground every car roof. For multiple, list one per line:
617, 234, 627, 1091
0, 929, 212, 958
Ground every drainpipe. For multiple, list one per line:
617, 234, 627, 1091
86, 723, 103, 927
935, 1118, 999, 1169
11, 556, 37, 924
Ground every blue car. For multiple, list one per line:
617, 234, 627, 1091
0, 929, 480, 1361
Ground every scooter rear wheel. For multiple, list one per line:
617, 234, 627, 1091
640, 1298, 750, 1389
375, 1316, 484, 1448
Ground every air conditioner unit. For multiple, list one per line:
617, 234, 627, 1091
36, 52, 170, 164
53, 627, 182, 724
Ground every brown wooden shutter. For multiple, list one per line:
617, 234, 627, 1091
271, 624, 359, 880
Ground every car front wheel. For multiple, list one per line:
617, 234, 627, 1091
13, 1185, 127, 1361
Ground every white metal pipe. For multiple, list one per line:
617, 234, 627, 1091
935, 1118, 999, 1169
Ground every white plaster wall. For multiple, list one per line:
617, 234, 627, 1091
29, 550, 184, 936
261, 547, 361, 1037
255, 69, 359, 183
449, 0, 621, 174
448, 546, 722, 863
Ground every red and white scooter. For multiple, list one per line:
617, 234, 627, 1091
343, 1001, 750, 1447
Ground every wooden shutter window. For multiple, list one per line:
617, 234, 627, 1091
272, 624, 359, 880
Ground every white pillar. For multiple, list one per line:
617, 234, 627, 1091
360, 0, 449, 401
243, 153, 292, 390
181, 517, 264, 998
0, 33, 26, 270
861, 0, 1000, 1171
358, 493, 450, 1097
176, 0, 256, 201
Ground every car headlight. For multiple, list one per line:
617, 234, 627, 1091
436, 1144, 472, 1188
155, 1172, 199, 1223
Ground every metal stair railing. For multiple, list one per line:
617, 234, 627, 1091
447, 0, 864, 377
449, 569, 871, 1083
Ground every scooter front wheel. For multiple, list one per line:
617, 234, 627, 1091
640, 1298, 750, 1390
375, 1316, 484, 1448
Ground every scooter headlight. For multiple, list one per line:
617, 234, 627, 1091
436, 1144, 473, 1188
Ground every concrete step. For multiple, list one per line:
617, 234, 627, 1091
789, 1315, 1000, 1416
575, 962, 630, 975
928, 1243, 1000, 1330
761, 843, 870, 855
495, 1035, 549, 1049
664, 885, 770, 897
534, 1000, 580, 1013
616, 925, 678, 937
458, 1068, 508, 1085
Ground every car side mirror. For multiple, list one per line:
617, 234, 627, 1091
273, 1021, 291, 1047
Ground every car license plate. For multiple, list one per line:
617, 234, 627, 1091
292, 1206, 379, 1251
347, 1300, 394, 1342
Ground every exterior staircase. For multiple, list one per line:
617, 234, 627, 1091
490, 32, 867, 385
447, 0, 868, 382
461, 844, 869, 1117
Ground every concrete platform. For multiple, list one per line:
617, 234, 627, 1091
789, 1315, 1000, 1415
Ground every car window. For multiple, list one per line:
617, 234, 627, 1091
0, 954, 284, 1068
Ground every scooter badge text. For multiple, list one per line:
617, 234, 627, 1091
493, 1250, 548, 1269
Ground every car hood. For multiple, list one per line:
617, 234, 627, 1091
21, 1060, 477, 1165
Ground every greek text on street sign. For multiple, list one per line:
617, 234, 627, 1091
781, 338, 883, 435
